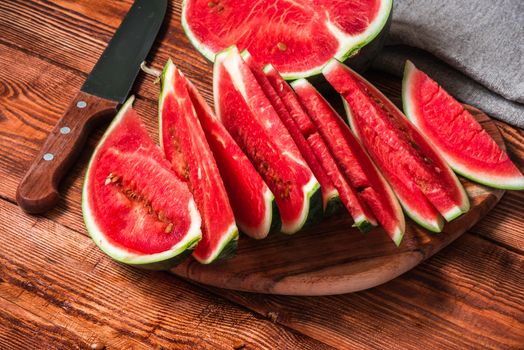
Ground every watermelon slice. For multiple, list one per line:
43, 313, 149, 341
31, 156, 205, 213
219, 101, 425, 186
402, 61, 524, 190
323, 59, 470, 231
184, 75, 280, 239
292, 79, 405, 244
214, 46, 321, 234
82, 97, 202, 270
159, 60, 238, 264
182, 0, 392, 79
241, 51, 342, 218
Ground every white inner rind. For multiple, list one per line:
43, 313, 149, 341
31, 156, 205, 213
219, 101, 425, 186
281, 176, 320, 234
217, 47, 320, 234
182, 0, 392, 79
237, 187, 276, 239
194, 223, 239, 264
82, 97, 203, 265
160, 58, 240, 264
336, 63, 470, 222
342, 92, 443, 233
402, 61, 524, 190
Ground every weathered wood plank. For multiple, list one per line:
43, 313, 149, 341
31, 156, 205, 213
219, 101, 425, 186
1, 40, 522, 253
0, 0, 523, 347
0, 0, 214, 102
0, 199, 333, 350
202, 233, 524, 350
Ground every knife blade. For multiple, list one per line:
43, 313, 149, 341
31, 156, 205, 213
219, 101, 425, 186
16, 0, 167, 214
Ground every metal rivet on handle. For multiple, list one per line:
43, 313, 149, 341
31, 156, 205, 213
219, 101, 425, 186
43, 153, 54, 161
77, 101, 87, 108
60, 126, 71, 134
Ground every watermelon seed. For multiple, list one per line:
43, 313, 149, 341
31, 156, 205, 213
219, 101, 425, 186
111, 175, 120, 183
165, 223, 173, 234
208, 1, 216, 7
158, 211, 166, 222
104, 173, 113, 185
277, 42, 287, 51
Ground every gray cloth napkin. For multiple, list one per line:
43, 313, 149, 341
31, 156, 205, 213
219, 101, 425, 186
371, 0, 524, 128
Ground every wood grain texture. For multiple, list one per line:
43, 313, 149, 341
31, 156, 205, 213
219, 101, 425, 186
0, 1, 524, 252
205, 232, 524, 350
0, 199, 333, 350
0, 0, 213, 102
0, 0, 523, 348
171, 108, 505, 295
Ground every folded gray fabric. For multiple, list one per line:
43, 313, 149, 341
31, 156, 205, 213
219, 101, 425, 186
371, 0, 524, 128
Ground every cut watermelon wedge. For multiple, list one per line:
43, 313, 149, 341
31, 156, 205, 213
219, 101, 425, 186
182, 0, 392, 79
241, 51, 342, 218
323, 59, 470, 230
214, 46, 321, 234
83, 97, 202, 270
292, 79, 405, 244
159, 60, 238, 264
185, 75, 280, 239
403, 61, 524, 190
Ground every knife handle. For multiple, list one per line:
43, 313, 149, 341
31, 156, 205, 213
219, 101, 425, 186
17, 91, 119, 214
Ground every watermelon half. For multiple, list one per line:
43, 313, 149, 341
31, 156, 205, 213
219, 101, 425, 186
214, 46, 321, 234
241, 51, 342, 218
292, 79, 405, 244
323, 59, 470, 232
82, 97, 202, 270
182, 0, 392, 79
185, 74, 280, 239
159, 60, 238, 264
402, 61, 524, 190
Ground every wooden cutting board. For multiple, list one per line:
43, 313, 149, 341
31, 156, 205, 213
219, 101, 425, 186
172, 106, 505, 296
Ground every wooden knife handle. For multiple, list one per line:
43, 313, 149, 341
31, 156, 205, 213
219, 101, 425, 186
16, 91, 119, 214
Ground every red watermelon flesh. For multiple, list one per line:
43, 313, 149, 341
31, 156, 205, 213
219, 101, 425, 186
83, 97, 202, 269
292, 79, 404, 243
185, 75, 279, 239
307, 132, 377, 231
182, 0, 392, 78
323, 59, 469, 227
262, 65, 317, 137
160, 60, 238, 264
403, 61, 524, 190
241, 51, 341, 217
214, 46, 321, 234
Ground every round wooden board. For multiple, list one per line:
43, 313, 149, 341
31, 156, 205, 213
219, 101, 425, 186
172, 106, 505, 295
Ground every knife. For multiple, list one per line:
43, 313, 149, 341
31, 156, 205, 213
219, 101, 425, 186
16, 0, 167, 214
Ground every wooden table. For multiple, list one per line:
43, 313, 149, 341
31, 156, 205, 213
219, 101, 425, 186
1, 1, 523, 349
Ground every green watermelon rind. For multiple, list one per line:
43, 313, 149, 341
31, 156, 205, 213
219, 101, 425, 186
159, 59, 239, 264
214, 47, 322, 234
328, 59, 467, 229
82, 96, 203, 270
200, 223, 239, 263
402, 60, 524, 191
300, 183, 323, 230
323, 189, 344, 218
320, 87, 407, 242
185, 70, 279, 240
324, 59, 469, 222
236, 187, 281, 239
180, 0, 216, 63
290, 78, 403, 237
341, 93, 445, 234
181, 0, 392, 80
